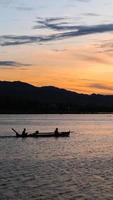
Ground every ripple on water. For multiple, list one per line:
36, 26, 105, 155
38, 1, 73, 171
1, 114, 113, 199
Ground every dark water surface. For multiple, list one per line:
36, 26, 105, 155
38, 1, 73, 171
1, 114, 113, 199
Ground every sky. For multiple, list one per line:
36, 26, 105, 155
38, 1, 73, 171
1, 0, 113, 94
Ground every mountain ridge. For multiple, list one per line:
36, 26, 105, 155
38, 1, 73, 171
0, 81, 113, 113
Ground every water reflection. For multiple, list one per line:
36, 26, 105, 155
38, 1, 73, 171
1, 114, 113, 199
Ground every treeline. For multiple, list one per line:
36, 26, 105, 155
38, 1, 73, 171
0, 100, 113, 114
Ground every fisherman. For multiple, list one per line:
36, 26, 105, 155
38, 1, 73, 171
35, 130, 39, 135
54, 128, 59, 136
22, 128, 28, 136
32, 130, 39, 136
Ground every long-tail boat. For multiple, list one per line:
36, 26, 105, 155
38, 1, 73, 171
12, 128, 70, 138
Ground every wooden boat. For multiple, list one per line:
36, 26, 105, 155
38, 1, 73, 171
12, 128, 70, 138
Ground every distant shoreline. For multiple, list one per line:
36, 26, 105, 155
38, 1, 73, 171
0, 112, 113, 114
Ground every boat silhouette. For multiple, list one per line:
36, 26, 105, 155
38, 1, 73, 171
12, 128, 70, 138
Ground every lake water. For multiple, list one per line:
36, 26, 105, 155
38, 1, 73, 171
1, 114, 113, 199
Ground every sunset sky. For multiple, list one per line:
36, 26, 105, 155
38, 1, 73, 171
1, 0, 113, 94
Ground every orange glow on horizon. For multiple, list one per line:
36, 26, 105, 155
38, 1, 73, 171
1, 35, 113, 95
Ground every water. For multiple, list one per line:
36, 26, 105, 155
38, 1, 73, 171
0, 114, 113, 199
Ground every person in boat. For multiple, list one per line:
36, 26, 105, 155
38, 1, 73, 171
35, 130, 39, 135
22, 128, 28, 136
32, 130, 39, 136
54, 128, 59, 136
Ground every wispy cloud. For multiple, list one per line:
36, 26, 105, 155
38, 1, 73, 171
75, 53, 113, 65
89, 83, 113, 92
0, 60, 30, 68
34, 17, 113, 32
34, 17, 76, 31
83, 12, 100, 17
98, 40, 113, 53
1, 23, 113, 46
16, 6, 33, 11
0, 0, 34, 11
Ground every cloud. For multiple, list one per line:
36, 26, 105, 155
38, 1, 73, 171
99, 41, 113, 53
34, 17, 80, 31
34, 17, 113, 32
16, 6, 33, 11
0, 60, 30, 68
37, 17, 66, 23
34, 17, 70, 31
89, 83, 113, 92
1, 23, 113, 46
75, 53, 113, 65
83, 13, 100, 17
0, 0, 34, 11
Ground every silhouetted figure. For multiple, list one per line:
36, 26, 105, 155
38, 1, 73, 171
35, 130, 39, 135
22, 128, 28, 136
54, 128, 59, 136
32, 130, 39, 136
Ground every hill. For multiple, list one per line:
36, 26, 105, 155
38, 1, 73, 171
0, 81, 113, 113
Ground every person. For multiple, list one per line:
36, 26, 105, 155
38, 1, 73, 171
54, 128, 59, 136
22, 128, 28, 136
33, 130, 39, 136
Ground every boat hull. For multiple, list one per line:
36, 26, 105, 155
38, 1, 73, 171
16, 131, 70, 138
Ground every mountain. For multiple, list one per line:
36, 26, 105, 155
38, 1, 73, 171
0, 81, 113, 113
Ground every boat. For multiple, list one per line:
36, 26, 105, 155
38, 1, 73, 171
12, 128, 70, 138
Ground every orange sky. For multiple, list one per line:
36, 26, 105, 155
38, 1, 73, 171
1, 34, 113, 94
1, 0, 113, 94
